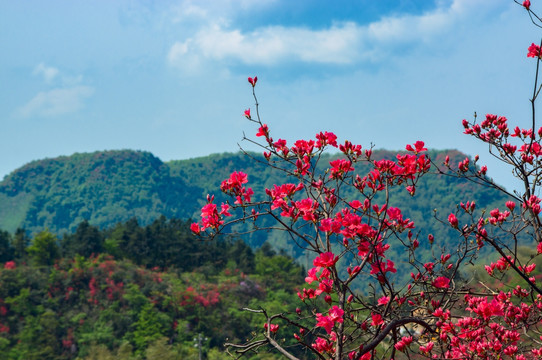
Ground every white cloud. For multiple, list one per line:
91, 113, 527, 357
17, 86, 94, 118
167, 0, 505, 72
33, 63, 59, 83
21, 64, 93, 118
168, 22, 364, 69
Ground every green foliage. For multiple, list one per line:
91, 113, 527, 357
0, 230, 13, 263
0, 219, 306, 359
11, 228, 29, 262
27, 230, 59, 266
61, 220, 104, 258
0, 150, 509, 248
132, 303, 168, 353
0, 150, 198, 234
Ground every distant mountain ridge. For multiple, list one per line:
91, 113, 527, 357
0, 149, 510, 256
0, 150, 197, 234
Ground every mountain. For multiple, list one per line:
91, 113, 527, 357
0, 149, 511, 256
0, 150, 198, 234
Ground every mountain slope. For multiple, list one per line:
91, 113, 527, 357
0, 149, 510, 255
0, 150, 198, 234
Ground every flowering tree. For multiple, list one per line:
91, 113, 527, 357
191, 1, 542, 359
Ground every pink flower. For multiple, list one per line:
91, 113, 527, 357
370, 259, 397, 275
420, 341, 434, 354
371, 313, 384, 327
377, 296, 390, 305
448, 213, 458, 228
219, 203, 231, 216
329, 159, 354, 179
4, 261, 15, 270
405, 141, 427, 153
505, 200, 516, 211
432, 276, 450, 289
244, 108, 251, 118
328, 305, 344, 323
190, 222, 201, 234
523, 0, 531, 10
312, 337, 334, 353
316, 278, 333, 294
316, 313, 335, 334
394, 336, 413, 352
313, 252, 338, 268
305, 267, 319, 284
263, 323, 279, 333
256, 124, 269, 137
528, 43, 541, 58
315, 131, 338, 148
248, 76, 258, 87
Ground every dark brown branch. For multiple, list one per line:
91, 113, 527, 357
358, 317, 435, 357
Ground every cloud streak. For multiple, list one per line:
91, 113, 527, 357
17, 86, 94, 118
18, 63, 94, 118
167, 0, 502, 72
33, 63, 59, 84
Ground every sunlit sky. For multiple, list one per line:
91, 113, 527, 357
0, 0, 539, 192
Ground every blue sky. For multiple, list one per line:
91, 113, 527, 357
0, 0, 538, 192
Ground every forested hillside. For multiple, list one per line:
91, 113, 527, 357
0, 151, 199, 234
0, 150, 511, 264
0, 218, 307, 359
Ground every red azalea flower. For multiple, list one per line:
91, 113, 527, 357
248, 76, 258, 87
432, 276, 450, 289
313, 252, 338, 268
256, 124, 269, 137
528, 43, 541, 58
448, 213, 458, 228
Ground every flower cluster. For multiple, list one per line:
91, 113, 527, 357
202, 18, 542, 356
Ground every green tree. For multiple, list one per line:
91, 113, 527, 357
132, 303, 168, 353
62, 220, 104, 258
145, 337, 185, 360
12, 228, 30, 261
27, 230, 59, 266
11, 311, 61, 360
0, 229, 13, 262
